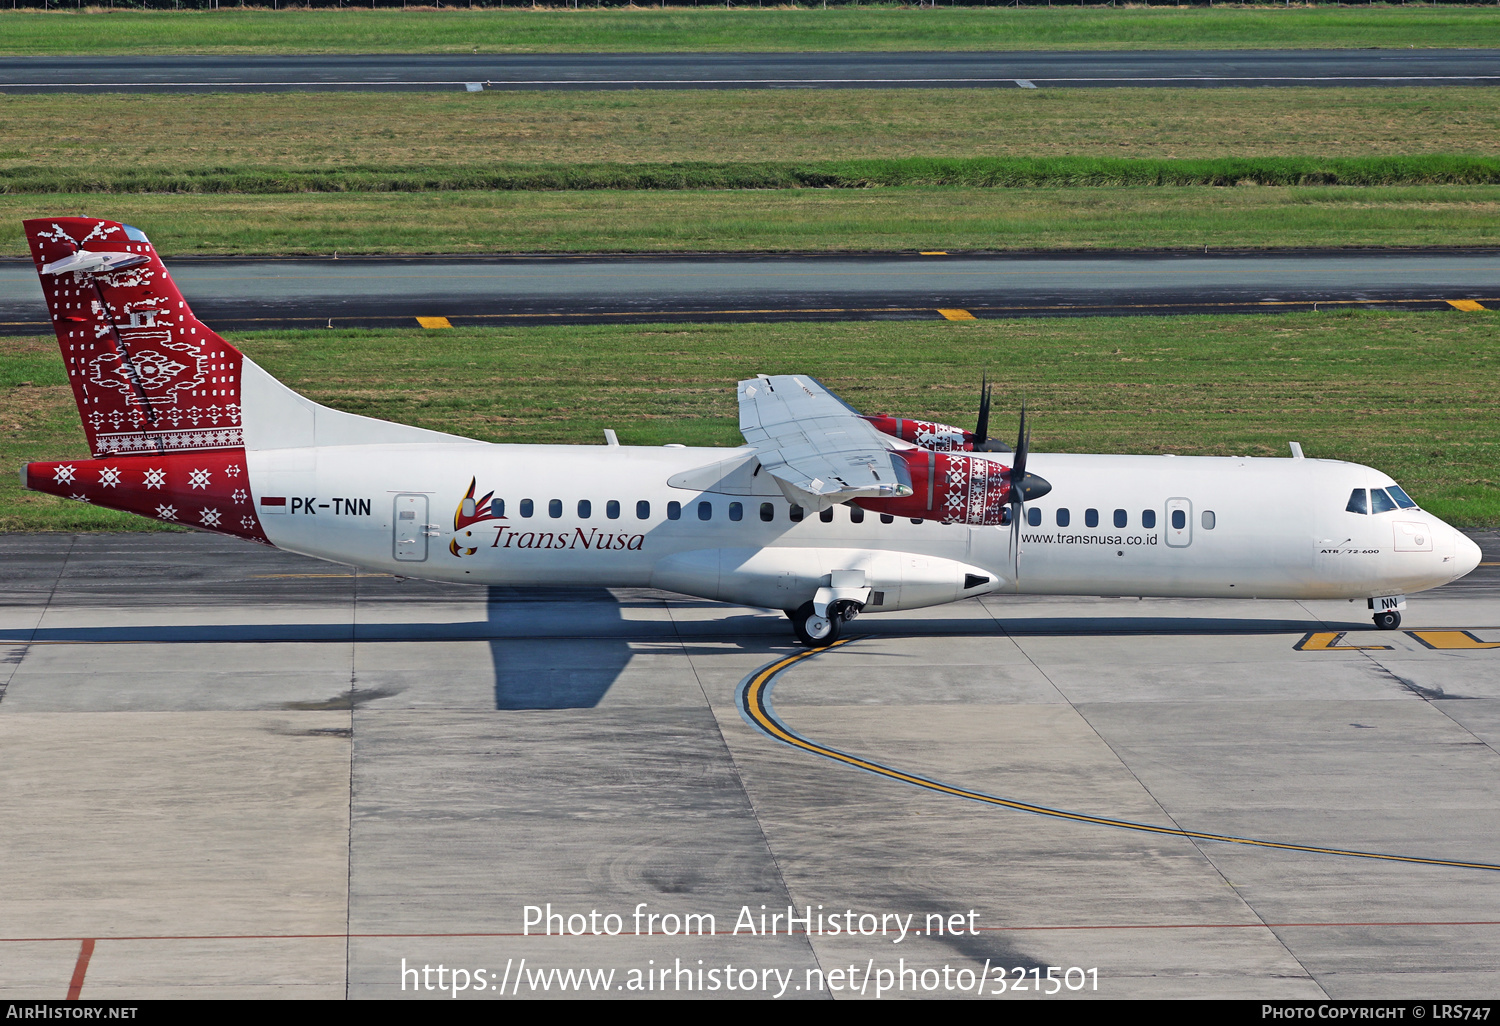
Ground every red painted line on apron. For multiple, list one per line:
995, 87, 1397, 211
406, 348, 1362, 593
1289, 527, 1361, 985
65, 938, 95, 1000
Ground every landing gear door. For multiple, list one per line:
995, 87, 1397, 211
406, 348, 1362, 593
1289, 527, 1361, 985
1165, 497, 1192, 548
394, 494, 429, 562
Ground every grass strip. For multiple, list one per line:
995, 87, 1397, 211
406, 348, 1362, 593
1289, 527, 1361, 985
7, 88, 1499, 169
2, 8, 1499, 56
5, 186, 1500, 255
7, 156, 1500, 195
3, 311, 1496, 532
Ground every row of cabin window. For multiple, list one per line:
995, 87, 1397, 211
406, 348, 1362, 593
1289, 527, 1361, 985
496, 498, 1215, 531
500, 497, 923, 525
1024, 507, 1216, 531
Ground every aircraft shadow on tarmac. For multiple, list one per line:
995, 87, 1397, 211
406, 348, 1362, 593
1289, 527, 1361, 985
4, 597, 1396, 711
485, 585, 632, 710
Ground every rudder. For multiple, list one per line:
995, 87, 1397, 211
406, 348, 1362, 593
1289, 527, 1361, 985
25, 217, 249, 459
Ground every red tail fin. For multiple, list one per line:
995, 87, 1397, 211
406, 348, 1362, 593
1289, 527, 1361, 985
23, 217, 268, 543
25, 217, 246, 458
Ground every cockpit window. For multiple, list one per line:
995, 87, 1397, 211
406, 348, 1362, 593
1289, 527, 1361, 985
1370, 488, 1397, 514
1386, 484, 1418, 509
1345, 489, 1368, 515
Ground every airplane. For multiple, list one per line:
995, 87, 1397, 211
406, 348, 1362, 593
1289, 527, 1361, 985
19, 217, 1483, 646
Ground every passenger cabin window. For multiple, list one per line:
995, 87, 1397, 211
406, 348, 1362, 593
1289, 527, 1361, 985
698, 500, 712, 521
1085, 508, 1099, 529
817, 507, 832, 523
1346, 489, 1368, 515
789, 505, 804, 522
1171, 509, 1186, 530
849, 506, 865, 524
667, 501, 681, 521
910, 518, 923, 525
577, 499, 591, 519
729, 502, 743, 522
1370, 488, 1398, 514
1142, 509, 1156, 529
1388, 484, 1418, 509
1056, 508, 1070, 528
636, 500, 650, 520
606, 500, 620, 520
1113, 509, 1127, 529
492, 498, 505, 517
1201, 510, 1216, 530
880, 513, 895, 524
520, 499, 534, 518
548, 499, 562, 519
1027, 508, 1041, 527
760, 502, 775, 523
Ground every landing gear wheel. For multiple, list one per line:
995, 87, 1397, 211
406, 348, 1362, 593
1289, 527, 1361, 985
792, 601, 842, 647
1373, 610, 1402, 630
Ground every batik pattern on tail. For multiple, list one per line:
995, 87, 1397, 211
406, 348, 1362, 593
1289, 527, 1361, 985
23, 217, 269, 544
26, 217, 246, 459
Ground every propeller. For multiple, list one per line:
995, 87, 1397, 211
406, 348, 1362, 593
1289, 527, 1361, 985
972, 375, 1012, 453
1005, 401, 1052, 584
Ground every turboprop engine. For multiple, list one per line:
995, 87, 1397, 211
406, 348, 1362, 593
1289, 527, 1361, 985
855, 449, 1016, 525
860, 415, 989, 453
857, 379, 1050, 526
861, 377, 1013, 454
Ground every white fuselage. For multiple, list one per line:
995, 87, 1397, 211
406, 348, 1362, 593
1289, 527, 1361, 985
246, 442, 1480, 614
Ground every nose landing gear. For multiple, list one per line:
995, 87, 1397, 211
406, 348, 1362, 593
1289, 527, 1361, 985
790, 600, 862, 647
1373, 610, 1402, 630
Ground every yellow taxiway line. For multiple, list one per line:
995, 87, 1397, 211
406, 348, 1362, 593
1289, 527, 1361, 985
736, 639, 1500, 872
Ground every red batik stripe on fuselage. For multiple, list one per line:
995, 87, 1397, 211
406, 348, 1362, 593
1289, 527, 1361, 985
25, 438, 269, 542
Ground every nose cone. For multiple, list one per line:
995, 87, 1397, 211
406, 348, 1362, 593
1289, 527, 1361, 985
1015, 473, 1052, 502
1453, 530, 1483, 581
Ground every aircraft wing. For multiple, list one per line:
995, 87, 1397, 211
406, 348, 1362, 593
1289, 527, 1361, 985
737, 374, 915, 511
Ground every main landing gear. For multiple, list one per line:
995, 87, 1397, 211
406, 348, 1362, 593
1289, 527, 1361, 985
1373, 610, 1402, 631
789, 600, 862, 648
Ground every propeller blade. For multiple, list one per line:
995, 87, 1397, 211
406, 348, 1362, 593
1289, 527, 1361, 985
1009, 500, 1022, 583
1012, 400, 1029, 486
974, 375, 991, 447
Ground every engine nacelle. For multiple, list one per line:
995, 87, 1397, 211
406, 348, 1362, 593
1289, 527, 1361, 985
854, 450, 1013, 526
862, 415, 976, 452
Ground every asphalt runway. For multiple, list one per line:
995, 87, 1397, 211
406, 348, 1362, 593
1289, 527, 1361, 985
5, 251, 1499, 333
1, 532, 1497, 998
5, 50, 1500, 93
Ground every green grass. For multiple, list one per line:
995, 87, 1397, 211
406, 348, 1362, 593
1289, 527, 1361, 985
2, 7, 1498, 55
7, 88, 1498, 171
7, 184, 1500, 255
10, 156, 1500, 195
5, 311, 1497, 532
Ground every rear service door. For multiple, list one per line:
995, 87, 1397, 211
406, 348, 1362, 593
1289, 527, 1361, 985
394, 494, 429, 562
1165, 497, 1193, 548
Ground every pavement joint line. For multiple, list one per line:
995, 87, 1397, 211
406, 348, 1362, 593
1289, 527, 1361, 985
735, 639, 1500, 873
0, 533, 73, 708
998, 591, 1318, 985
8, 624, 1496, 646
663, 595, 820, 977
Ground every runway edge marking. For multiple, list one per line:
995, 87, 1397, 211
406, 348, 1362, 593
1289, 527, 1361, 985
734, 638, 1500, 873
